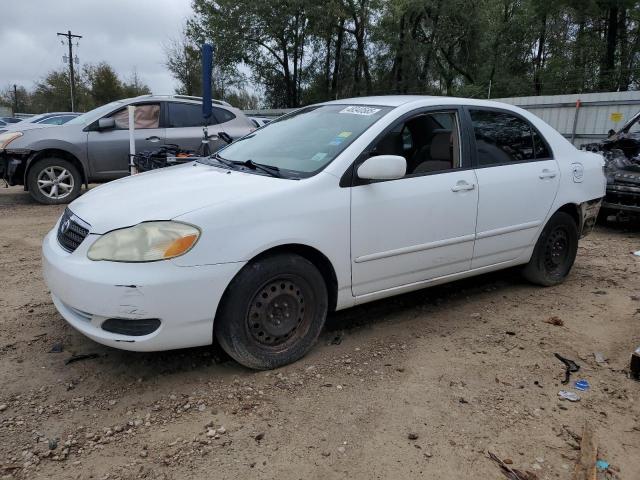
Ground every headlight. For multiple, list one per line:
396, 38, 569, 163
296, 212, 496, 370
88, 221, 200, 262
0, 131, 22, 150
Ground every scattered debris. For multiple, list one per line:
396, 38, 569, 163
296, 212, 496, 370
558, 390, 581, 402
48, 438, 58, 450
596, 459, 609, 472
593, 352, 607, 364
572, 423, 597, 480
488, 451, 539, 480
592, 290, 607, 295
65, 353, 100, 365
574, 379, 590, 391
633, 250, 640, 257
554, 353, 580, 384
544, 316, 564, 326
407, 433, 419, 440
48, 343, 64, 353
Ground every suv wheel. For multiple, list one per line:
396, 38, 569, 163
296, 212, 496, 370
27, 158, 82, 205
522, 212, 578, 286
215, 254, 328, 370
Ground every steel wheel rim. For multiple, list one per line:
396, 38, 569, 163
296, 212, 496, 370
246, 276, 312, 348
543, 227, 569, 275
37, 166, 74, 200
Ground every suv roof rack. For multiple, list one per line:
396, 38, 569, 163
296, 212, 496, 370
173, 95, 232, 107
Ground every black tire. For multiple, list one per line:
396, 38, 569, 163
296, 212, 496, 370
215, 254, 328, 370
27, 157, 82, 205
522, 211, 578, 286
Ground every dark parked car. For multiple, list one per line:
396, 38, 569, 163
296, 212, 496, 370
0, 95, 254, 204
583, 111, 640, 217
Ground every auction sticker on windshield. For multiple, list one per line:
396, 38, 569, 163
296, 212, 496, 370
339, 106, 381, 116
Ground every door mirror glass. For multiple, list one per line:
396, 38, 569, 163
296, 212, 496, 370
357, 155, 406, 180
97, 117, 115, 130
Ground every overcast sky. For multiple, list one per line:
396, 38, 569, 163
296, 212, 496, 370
0, 0, 193, 94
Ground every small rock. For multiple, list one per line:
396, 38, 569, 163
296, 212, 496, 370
48, 439, 58, 450
503, 458, 513, 464
217, 426, 226, 434
140, 450, 148, 458
337, 446, 346, 454
254, 432, 265, 442
0, 404, 7, 412
321, 451, 331, 457
407, 433, 419, 440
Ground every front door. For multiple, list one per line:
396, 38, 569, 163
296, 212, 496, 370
350, 109, 479, 297
467, 108, 561, 268
87, 102, 165, 180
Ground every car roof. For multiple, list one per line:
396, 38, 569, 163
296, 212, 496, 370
321, 95, 523, 110
123, 94, 232, 108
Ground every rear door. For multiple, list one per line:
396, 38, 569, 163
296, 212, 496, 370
164, 102, 250, 154
87, 102, 165, 180
467, 108, 560, 269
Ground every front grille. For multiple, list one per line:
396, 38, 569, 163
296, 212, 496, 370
57, 208, 90, 252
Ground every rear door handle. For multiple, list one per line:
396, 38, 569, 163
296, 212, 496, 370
539, 169, 557, 179
451, 180, 476, 192
145, 135, 161, 142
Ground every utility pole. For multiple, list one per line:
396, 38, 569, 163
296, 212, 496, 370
57, 30, 82, 111
13, 84, 18, 114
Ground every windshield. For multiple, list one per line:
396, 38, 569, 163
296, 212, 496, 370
65, 101, 124, 126
211, 104, 391, 176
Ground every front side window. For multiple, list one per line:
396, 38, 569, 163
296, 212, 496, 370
470, 110, 550, 166
213, 104, 391, 175
108, 103, 160, 130
368, 110, 462, 176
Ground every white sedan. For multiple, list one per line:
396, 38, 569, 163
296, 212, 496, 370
42, 96, 605, 369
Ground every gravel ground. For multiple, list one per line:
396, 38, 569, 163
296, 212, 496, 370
0, 185, 639, 480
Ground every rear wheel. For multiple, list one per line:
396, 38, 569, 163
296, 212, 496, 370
522, 212, 578, 286
27, 157, 82, 205
215, 254, 328, 370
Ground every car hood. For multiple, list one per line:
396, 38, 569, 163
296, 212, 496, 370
68, 162, 290, 234
5, 122, 57, 132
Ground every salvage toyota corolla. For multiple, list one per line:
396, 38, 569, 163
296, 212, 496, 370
43, 96, 606, 369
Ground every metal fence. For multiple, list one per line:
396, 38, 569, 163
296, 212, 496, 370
245, 90, 640, 147
495, 91, 640, 146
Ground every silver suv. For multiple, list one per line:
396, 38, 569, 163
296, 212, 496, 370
0, 95, 254, 204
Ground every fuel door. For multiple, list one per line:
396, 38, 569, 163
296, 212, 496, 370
571, 163, 584, 183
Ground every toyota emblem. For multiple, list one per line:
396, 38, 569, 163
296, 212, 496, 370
61, 218, 71, 234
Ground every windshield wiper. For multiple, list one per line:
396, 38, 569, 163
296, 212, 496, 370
210, 153, 237, 170
238, 159, 282, 178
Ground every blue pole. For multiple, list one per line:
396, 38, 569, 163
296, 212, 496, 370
202, 43, 213, 124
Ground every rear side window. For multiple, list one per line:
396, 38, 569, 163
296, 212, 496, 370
213, 107, 236, 124
469, 110, 550, 166
167, 102, 209, 128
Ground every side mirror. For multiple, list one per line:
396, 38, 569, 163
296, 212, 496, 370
357, 155, 406, 181
97, 117, 116, 130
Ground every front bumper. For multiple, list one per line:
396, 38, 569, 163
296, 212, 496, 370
42, 229, 245, 352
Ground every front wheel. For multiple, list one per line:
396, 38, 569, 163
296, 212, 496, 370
26, 158, 82, 205
215, 254, 328, 370
522, 211, 578, 286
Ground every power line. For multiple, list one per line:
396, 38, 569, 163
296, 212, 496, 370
56, 30, 82, 111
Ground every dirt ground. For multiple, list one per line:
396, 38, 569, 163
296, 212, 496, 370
0, 185, 639, 480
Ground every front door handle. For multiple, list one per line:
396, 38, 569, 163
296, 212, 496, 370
451, 180, 476, 192
145, 135, 161, 143
539, 169, 557, 179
